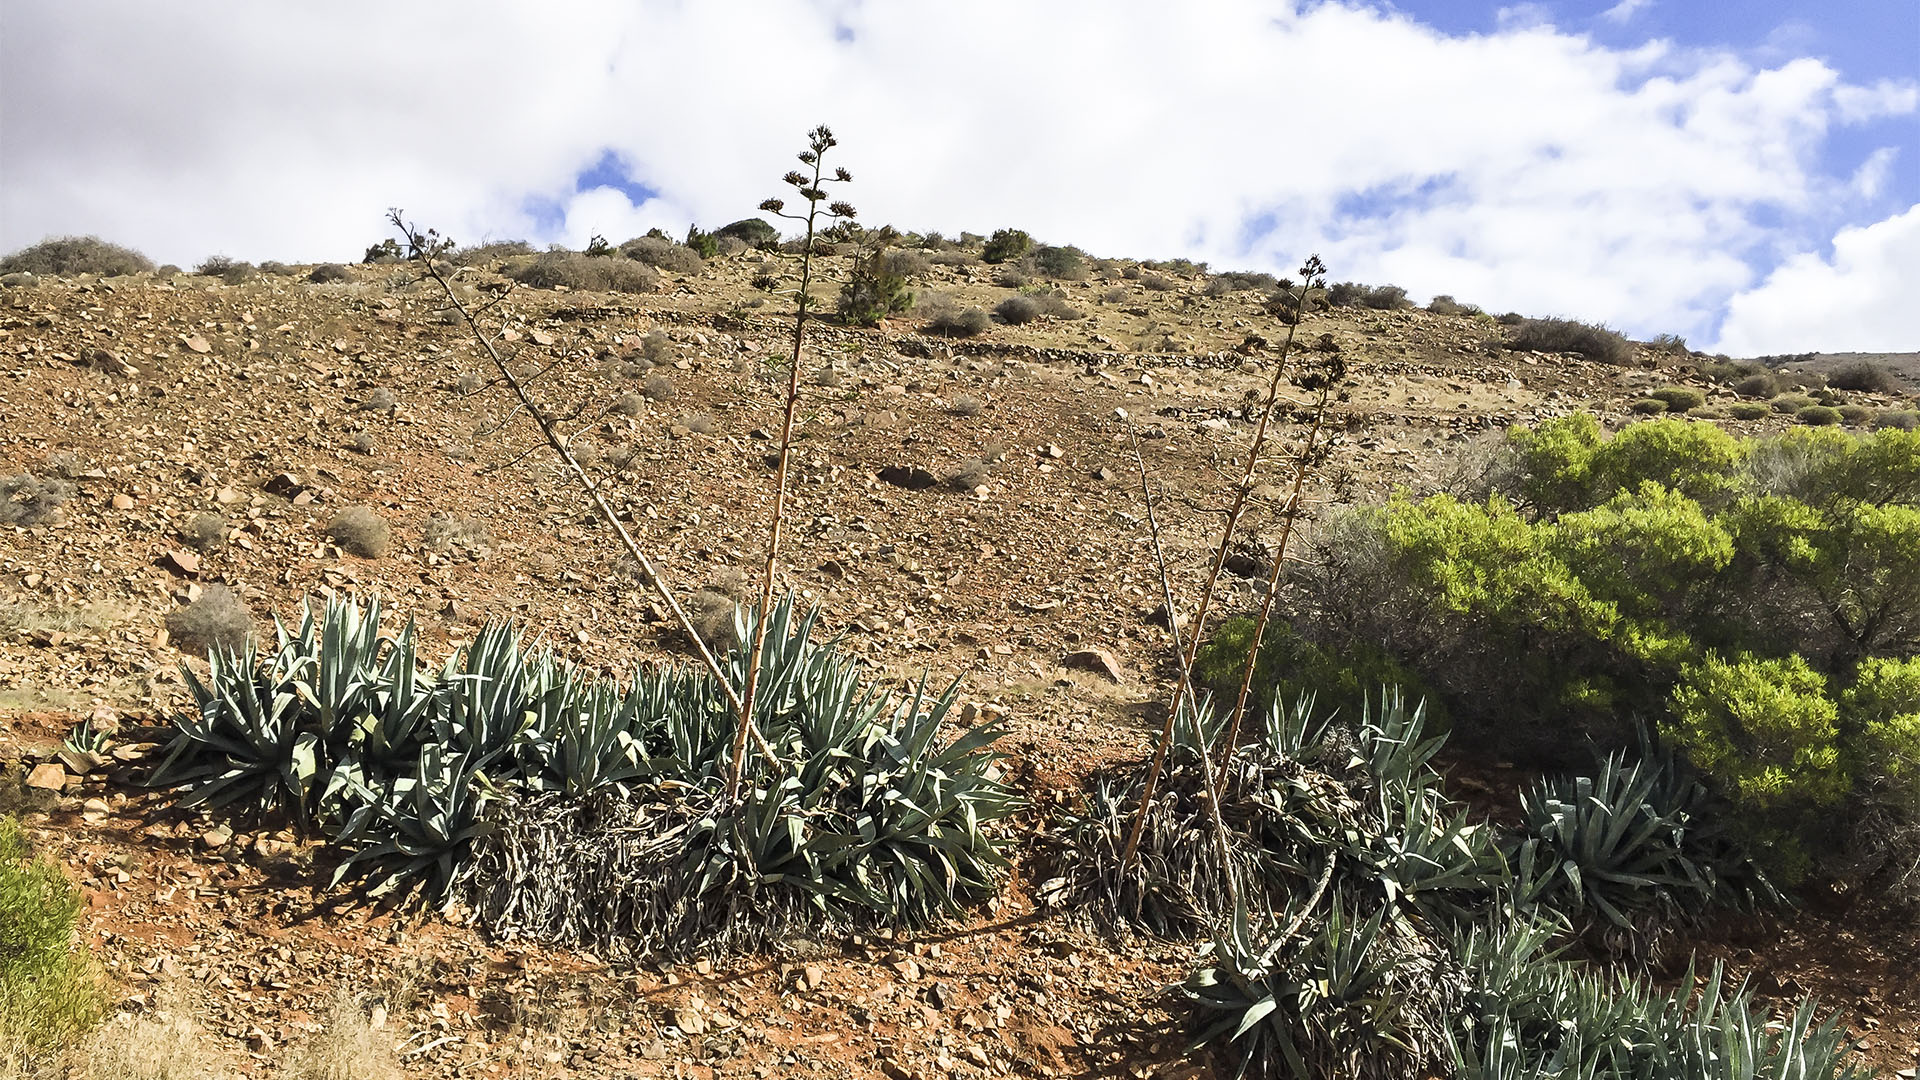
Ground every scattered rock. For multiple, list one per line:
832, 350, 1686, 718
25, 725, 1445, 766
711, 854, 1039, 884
1064, 647, 1125, 683
160, 548, 201, 576
26, 762, 69, 791
183, 334, 212, 354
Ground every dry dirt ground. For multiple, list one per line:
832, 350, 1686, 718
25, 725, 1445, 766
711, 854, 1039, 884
3, 251, 1917, 1077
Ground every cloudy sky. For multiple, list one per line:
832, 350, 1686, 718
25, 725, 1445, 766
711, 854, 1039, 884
2, 1, 1915, 355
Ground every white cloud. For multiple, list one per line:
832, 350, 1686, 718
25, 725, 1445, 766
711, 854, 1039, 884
1851, 148, 1900, 199
0, 1, 1914, 353
1600, 0, 1654, 25
1711, 204, 1920, 355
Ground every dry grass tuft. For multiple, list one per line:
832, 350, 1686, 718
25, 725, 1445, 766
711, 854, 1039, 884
278, 990, 401, 1080
325, 506, 390, 559
165, 586, 254, 655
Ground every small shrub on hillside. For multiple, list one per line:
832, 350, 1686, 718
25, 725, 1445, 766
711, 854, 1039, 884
686, 589, 740, 654
1734, 372, 1780, 398
1837, 404, 1872, 426
945, 457, 994, 491
180, 512, 227, 551
981, 228, 1032, 264
307, 263, 351, 284
949, 394, 984, 417
1140, 273, 1179, 291
714, 217, 780, 249
166, 585, 254, 654
1032, 245, 1087, 280
363, 238, 403, 263
1205, 270, 1279, 296
1506, 318, 1634, 365
994, 295, 1040, 325
1496, 311, 1526, 325
1874, 409, 1920, 431
0, 235, 154, 277
993, 268, 1031, 289
1771, 392, 1817, 413
838, 247, 914, 327
326, 505, 391, 558
423, 514, 490, 559
639, 330, 674, 365
508, 252, 657, 293
0, 473, 71, 526
642, 374, 675, 401
1797, 404, 1842, 426
882, 249, 932, 278
1426, 294, 1483, 316
1629, 398, 1668, 415
1826, 361, 1899, 393
923, 300, 989, 338
1647, 333, 1691, 355
1649, 386, 1705, 413
613, 392, 644, 416
1031, 291, 1084, 320
450, 240, 534, 265
620, 236, 704, 274
1326, 281, 1409, 309
682, 413, 714, 434
683, 225, 719, 259
930, 249, 977, 267
1727, 402, 1770, 421
1100, 286, 1129, 304
259, 260, 294, 276
196, 255, 256, 284
0, 816, 101, 1060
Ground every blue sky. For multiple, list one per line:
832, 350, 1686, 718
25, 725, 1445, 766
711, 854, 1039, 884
3, 0, 1915, 353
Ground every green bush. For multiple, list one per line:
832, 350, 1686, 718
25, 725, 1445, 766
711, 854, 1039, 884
1, 816, 100, 1058
1837, 404, 1872, 426
0, 235, 154, 277
837, 246, 913, 327
713, 217, 780, 249
1648, 386, 1705, 413
1771, 392, 1816, 413
1727, 402, 1770, 421
1873, 409, 1919, 431
1031, 245, 1086, 280
1629, 398, 1667, 414
1734, 372, 1781, 398
993, 295, 1039, 325
1826, 361, 1899, 394
1293, 417, 1920, 894
1506, 318, 1634, 365
507, 252, 657, 293
1797, 404, 1843, 426
682, 225, 719, 259
620, 235, 704, 274
1427, 294, 1482, 316
981, 228, 1032, 264
1668, 653, 1845, 809
1326, 282, 1409, 309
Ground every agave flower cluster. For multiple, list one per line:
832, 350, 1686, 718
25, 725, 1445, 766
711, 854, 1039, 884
152, 594, 1014, 958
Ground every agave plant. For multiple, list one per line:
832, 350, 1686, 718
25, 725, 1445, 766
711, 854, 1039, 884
1181, 894, 1455, 1080
331, 743, 495, 905
1511, 749, 1776, 956
458, 594, 1016, 957
152, 631, 323, 829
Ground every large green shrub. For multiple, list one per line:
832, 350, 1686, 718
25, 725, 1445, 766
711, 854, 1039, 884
1285, 416, 1920, 891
